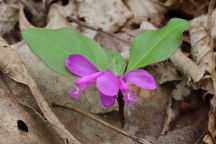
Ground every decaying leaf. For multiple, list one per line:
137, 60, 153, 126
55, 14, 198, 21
0, 78, 52, 144
161, 95, 181, 135
0, 37, 80, 144
0, 0, 19, 35
0, 76, 64, 144
124, 0, 167, 18
19, 1, 78, 31
153, 63, 182, 84
77, 0, 132, 32
170, 49, 205, 82
190, 12, 215, 73
203, 134, 214, 144
128, 83, 156, 99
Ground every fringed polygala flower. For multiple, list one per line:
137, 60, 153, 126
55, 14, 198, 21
65, 54, 157, 107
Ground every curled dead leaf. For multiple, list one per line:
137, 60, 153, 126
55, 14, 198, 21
0, 76, 64, 144
170, 49, 205, 82
0, 37, 81, 144
190, 13, 215, 73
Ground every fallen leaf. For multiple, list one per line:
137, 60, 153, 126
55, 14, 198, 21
124, 0, 167, 18
203, 134, 214, 144
19, 1, 78, 31
77, 0, 132, 32
0, 37, 80, 144
190, 13, 215, 73
170, 49, 205, 82
0, 75, 64, 144
0, 0, 19, 35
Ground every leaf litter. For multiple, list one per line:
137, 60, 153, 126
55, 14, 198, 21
1, 0, 216, 144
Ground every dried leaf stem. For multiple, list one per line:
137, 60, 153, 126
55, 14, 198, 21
52, 103, 152, 144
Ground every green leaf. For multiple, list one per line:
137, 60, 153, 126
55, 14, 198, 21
22, 28, 108, 76
105, 49, 126, 75
126, 18, 190, 72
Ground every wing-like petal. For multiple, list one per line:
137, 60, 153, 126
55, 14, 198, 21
100, 92, 116, 107
75, 71, 103, 87
65, 54, 99, 77
117, 76, 131, 93
96, 70, 119, 96
123, 69, 157, 90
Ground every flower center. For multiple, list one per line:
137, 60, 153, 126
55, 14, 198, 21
69, 87, 81, 100
123, 92, 137, 106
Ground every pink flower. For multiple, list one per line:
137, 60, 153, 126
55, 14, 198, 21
65, 54, 156, 107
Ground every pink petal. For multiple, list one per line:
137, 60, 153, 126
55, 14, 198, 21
65, 54, 99, 77
123, 69, 157, 90
117, 76, 131, 93
75, 71, 104, 87
96, 70, 119, 96
100, 92, 116, 107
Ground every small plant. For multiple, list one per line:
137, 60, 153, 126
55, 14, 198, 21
22, 18, 190, 126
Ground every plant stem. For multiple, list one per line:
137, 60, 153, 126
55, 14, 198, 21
117, 91, 125, 128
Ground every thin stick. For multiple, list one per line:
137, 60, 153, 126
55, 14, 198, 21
52, 103, 152, 144
67, 17, 129, 44
194, 131, 207, 144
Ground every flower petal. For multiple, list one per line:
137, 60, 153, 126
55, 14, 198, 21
123, 69, 157, 89
100, 92, 116, 107
96, 70, 119, 96
75, 71, 104, 87
117, 76, 131, 93
65, 54, 99, 77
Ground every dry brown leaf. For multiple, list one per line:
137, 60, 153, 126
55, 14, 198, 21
209, 72, 216, 142
190, 13, 215, 73
203, 134, 214, 144
19, 1, 78, 31
124, 0, 167, 19
77, 0, 132, 32
172, 80, 187, 101
0, 76, 64, 144
159, 125, 205, 144
153, 63, 182, 84
0, 37, 80, 144
0, 0, 20, 35
170, 49, 205, 82
161, 96, 181, 135
128, 83, 156, 99
46, 3, 78, 29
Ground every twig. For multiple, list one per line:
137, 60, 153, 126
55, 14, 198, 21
194, 131, 207, 144
52, 103, 152, 144
67, 17, 129, 44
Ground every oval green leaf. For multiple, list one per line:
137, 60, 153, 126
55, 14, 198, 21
126, 18, 190, 72
22, 28, 108, 76
105, 49, 126, 75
